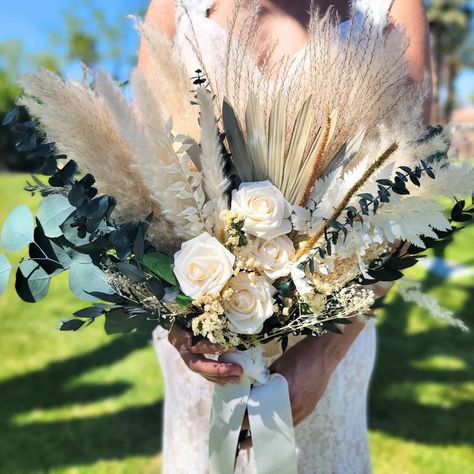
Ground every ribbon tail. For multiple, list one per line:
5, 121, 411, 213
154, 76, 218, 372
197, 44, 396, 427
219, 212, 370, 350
248, 374, 298, 474
209, 379, 251, 474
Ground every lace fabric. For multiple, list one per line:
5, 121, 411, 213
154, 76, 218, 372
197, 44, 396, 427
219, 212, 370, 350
154, 1, 391, 472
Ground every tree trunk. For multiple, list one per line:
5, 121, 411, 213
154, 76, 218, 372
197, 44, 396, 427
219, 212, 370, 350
445, 60, 458, 122
431, 24, 444, 124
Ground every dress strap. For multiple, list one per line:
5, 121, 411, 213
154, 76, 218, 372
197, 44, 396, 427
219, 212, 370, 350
351, 0, 394, 28
176, 0, 215, 25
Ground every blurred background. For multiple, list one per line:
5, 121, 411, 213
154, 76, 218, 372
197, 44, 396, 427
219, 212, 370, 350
0, 1, 473, 473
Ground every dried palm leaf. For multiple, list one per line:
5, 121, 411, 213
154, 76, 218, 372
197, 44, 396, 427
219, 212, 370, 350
245, 92, 268, 180
267, 92, 287, 188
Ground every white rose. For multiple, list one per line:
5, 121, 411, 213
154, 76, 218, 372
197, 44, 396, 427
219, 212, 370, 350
173, 232, 235, 300
231, 181, 292, 240
224, 273, 276, 334
252, 235, 295, 281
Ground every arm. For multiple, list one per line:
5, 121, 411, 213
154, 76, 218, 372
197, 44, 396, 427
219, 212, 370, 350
389, 0, 433, 123
138, 0, 176, 68
267, 0, 433, 430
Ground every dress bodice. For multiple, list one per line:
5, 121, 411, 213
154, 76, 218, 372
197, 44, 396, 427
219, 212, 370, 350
175, 0, 394, 41
173, 0, 395, 110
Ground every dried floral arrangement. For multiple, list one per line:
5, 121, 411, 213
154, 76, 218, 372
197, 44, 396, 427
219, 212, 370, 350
0, 5, 472, 352
1, 4, 473, 471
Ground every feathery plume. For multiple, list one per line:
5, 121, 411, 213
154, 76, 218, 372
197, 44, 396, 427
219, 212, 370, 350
94, 69, 207, 240
195, 87, 230, 207
133, 17, 200, 140
18, 69, 178, 251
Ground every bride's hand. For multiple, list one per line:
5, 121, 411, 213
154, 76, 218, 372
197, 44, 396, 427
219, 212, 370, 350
240, 320, 367, 448
168, 324, 243, 385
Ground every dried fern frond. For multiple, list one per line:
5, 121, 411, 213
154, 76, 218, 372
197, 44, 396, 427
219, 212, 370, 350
18, 69, 178, 251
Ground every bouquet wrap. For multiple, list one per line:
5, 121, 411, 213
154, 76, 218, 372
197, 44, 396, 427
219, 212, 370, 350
210, 348, 297, 474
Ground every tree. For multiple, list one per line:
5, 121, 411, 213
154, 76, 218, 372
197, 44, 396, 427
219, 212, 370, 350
0, 41, 59, 171
1, 0, 146, 171
445, 33, 474, 119
426, 0, 473, 122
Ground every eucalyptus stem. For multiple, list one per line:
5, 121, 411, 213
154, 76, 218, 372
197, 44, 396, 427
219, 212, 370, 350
295, 154, 435, 271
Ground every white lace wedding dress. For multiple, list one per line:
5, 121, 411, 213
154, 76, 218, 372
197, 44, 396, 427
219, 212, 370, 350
153, 1, 393, 473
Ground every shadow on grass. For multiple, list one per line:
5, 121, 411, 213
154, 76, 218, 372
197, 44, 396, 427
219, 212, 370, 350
0, 334, 163, 472
370, 269, 474, 446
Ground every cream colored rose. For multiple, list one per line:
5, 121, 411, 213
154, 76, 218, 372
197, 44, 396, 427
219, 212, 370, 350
224, 273, 276, 334
173, 232, 235, 300
252, 235, 295, 281
231, 181, 292, 240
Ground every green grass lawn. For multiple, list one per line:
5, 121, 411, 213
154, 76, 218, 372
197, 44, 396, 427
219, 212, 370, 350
0, 174, 473, 473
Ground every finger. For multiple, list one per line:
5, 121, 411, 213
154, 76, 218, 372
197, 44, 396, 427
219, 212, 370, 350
203, 375, 225, 386
190, 339, 229, 355
183, 353, 243, 378
168, 324, 192, 350
203, 375, 241, 385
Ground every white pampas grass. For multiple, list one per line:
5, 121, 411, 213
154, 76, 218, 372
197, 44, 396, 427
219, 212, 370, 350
133, 17, 200, 140
180, 1, 422, 204
18, 69, 178, 251
195, 87, 229, 207
95, 69, 207, 240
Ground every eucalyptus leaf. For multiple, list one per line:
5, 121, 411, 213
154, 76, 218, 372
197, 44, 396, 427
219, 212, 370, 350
69, 261, 114, 301
0, 254, 12, 295
104, 309, 139, 335
49, 237, 92, 268
116, 262, 146, 282
29, 224, 64, 274
1, 205, 35, 252
163, 285, 180, 303
15, 259, 50, 302
2, 107, 19, 126
73, 306, 106, 319
104, 308, 158, 335
37, 194, 75, 238
57, 318, 85, 331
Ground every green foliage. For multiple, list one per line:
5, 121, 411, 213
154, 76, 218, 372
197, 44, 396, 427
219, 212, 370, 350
15, 259, 50, 302
37, 194, 75, 238
0, 253, 12, 295
140, 252, 178, 286
0, 205, 34, 252
68, 261, 113, 302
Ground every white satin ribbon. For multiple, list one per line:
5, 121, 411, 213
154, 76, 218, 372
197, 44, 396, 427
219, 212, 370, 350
209, 347, 297, 474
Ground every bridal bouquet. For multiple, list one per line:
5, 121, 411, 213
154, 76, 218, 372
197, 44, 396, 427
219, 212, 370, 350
1, 4, 472, 473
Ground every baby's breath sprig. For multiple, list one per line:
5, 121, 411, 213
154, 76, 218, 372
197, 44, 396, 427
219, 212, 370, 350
219, 209, 248, 249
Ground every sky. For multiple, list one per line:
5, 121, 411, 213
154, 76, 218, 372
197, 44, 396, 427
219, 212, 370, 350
0, 0, 473, 107
0, 0, 148, 80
